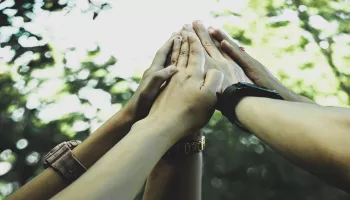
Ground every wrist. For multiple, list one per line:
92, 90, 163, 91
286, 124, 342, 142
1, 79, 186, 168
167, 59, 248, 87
131, 115, 188, 145
120, 105, 137, 123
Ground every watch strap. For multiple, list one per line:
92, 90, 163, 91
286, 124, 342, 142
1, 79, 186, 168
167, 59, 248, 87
44, 141, 87, 183
217, 82, 283, 133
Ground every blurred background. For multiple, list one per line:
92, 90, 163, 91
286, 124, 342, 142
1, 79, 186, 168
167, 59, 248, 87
0, 0, 349, 199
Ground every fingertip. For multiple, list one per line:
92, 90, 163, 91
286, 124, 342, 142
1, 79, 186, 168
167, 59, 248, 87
181, 30, 189, 37
167, 65, 177, 74
208, 26, 215, 34
214, 28, 224, 35
213, 29, 226, 41
221, 39, 230, 48
193, 20, 202, 25
183, 24, 191, 29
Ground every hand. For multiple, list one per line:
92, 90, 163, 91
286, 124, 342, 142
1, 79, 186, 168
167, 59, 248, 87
181, 21, 252, 92
123, 33, 182, 122
149, 31, 224, 140
209, 28, 310, 102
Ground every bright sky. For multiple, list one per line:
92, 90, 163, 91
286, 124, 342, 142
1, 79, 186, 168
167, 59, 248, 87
39, 0, 247, 76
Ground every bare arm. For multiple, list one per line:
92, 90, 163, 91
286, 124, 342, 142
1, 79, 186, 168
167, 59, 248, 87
236, 97, 350, 191
143, 132, 203, 200
7, 109, 134, 200
52, 116, 186, 200
8, 34, 181, 200
52, 31, 223, 200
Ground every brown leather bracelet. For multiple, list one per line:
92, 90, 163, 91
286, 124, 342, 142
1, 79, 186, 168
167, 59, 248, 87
44, 141, 87, 183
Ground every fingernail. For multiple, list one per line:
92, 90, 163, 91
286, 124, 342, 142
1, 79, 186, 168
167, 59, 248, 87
208, 27, 214, 34
194, 20, 202, 24
168, 65, 177, 73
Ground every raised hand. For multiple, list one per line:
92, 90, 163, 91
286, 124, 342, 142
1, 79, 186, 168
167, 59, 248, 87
124, 33, 182, 122
181, 21, 252, 93
209, 28, 315, 103
149, 31, 224, 140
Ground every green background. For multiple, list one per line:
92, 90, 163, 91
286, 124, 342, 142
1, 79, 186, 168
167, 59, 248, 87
0, 0, 349, 199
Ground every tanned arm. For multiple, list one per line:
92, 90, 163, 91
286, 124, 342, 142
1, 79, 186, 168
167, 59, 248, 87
143, 132, 203, 200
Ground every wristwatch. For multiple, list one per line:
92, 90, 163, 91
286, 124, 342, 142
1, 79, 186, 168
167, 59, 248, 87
44, 140, 87, 182
163, 135, 205, 158
216, 82, 283, 133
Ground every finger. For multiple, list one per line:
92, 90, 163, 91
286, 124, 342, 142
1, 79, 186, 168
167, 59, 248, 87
187, 32, 205, 77
212, 28, 232, 43
151, 33, 178, 69
221, 40, 252, 70
202, 69, 224, 93
182, 24, 196, 33
208, 27, 232, 61
192, 20, 223, 59
177, 31, 190, 68
186, 23, 212, 63
170, 35, 182, 65
145, 65, 178, 92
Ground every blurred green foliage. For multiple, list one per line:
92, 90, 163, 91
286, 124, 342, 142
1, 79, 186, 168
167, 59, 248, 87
0, 0, 350, 199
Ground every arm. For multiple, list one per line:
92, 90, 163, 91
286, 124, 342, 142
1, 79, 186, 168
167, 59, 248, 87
142, 28, 205, 200
8, 34, 181, 200
235, 97, 350, 191
53, 116, 192, 200
209, 27, 316, 104
52, 31, 224, 200
143, 132, 203, 200
190, 21, 349, 191
8, 109, 133, 200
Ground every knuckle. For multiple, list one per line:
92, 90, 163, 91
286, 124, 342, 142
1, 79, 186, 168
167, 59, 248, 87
185, 73, 192, 79
190, 49, 199, 56
202, 40, 212, 48
180, 49, 188, 56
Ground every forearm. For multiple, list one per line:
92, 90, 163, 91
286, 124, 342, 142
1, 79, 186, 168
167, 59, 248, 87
236, 97, 350, 189
143, 133, 203, 200
52, 116, 182, 200
8, 109, 134, 200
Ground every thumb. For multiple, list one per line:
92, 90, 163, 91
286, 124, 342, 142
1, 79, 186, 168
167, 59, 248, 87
202, 69, 224, 93
145, 65, 178, 92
